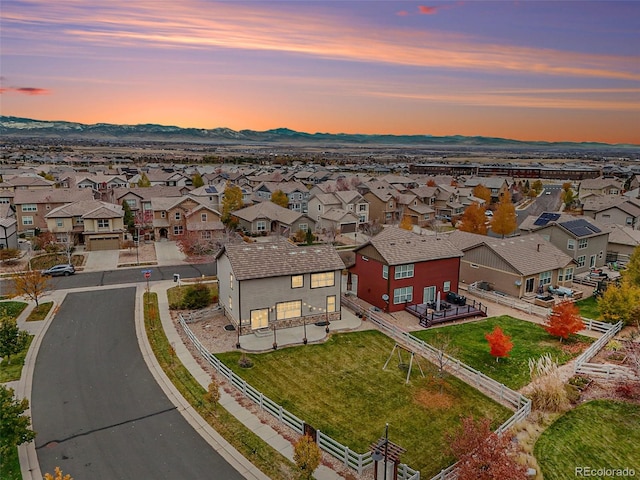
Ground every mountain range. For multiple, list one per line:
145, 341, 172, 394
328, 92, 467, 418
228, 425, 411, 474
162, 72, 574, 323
1, 115, 636, 148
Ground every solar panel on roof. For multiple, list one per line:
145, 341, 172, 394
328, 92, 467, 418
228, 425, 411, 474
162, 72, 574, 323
533, 212, 561, 226
560, 219, 601, 237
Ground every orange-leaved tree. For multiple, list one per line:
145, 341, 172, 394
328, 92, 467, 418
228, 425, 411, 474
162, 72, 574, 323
458, 202, 488, 235
445, 416, 527, 480
485, 326, 513, 362
11, 270, 50, 307
271, 190, 289, 208
491, 189, 517, 238
399, 215, 414, 231
472, 184, 492, 204
426, 178, 437, 187
543, 300, 584, 341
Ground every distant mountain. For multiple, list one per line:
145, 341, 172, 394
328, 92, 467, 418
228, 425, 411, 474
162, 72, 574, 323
0, 116, 635, 148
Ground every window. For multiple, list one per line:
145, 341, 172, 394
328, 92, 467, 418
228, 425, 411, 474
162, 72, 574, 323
21, 204, 37, 212
22, 216, 33, 226
359, 204, 367, 212
567, 239, 576, 250
173, 225, 183, 235
599, 251, 603, 259
577, 255, 586, 268
578, 238, 588, 249
348, 204, 353, 211
201, 213, 207, 222
161, 211, 166, 218
626, 217, 633, 226
382, 265, 388, 279
318, 204, 321, 211
564, 268, 574, 281
291, 275, 303, 288
602, 214, 611, 219
256, 220, 267, 232
590, 255, 597, 268
201, 231, 211, 240
393, 286, 413, 304
327, 295, 336, 313
56, 219, 63, 227
388, 202, 393, 208
443, 281, 451, 292
311, 272, 334, 288
229, 273, 234, 290
539, 271, 552, 286
125, 199, 136, 208
174, 211, 181, 220
276, 300, 301, 320
470, 263, 479, 269
394, 264, 414, 279
228, 296, 233, 311
359, 215, 366, 223
97, 219, 109, 229
250, 309, 269, 329
299, 223, 308, 232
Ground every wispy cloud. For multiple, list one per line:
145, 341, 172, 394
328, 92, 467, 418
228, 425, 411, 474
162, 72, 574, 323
418, 5, 440, 15
2, 1, 638, 81
0, 86, 50, 95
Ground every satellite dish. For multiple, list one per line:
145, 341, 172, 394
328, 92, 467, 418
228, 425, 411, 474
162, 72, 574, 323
382, 294, 389, 302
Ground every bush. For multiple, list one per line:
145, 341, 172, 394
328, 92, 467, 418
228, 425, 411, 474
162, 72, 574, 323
181, 284, 212, 310
615, 381, 640, 400
528, 354, 569, 412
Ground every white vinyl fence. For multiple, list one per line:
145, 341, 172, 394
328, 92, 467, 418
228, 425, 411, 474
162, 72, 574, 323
574, 320, 630, 379
340, 296, 532, 480
178, 313, 419, 479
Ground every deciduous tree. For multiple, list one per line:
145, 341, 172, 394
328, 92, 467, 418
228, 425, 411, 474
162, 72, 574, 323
458, 202, 488, 235
598, 280, 640, 327
531, 180, 543, 194
623, 245, 640, 287
472, 184, 492, 204
426, 178, 437, 187
293, 434, 322, 480
176, 230, 219, 256
0, 318, 29, 364
11, 270, 50, 307
137, 172, 151, 187
191, 172, 204, 188
543, 300, 585, 341
271, 190, 289, 208
0, 385, 36, 460
0, 248, 21, 265
221, 183, 244, 227
44, 466, 73, 480
485, 326, 513, 361
445, 416, 527, 480
399, 215, 414, 231
491, 190, 517, 238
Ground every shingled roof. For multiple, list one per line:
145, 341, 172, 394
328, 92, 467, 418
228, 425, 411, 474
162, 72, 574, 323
219, 242, 345, 281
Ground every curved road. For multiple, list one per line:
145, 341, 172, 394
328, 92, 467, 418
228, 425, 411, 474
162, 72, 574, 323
31, 287, 244, 479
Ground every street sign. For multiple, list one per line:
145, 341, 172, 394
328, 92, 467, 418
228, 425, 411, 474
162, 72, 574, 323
144, 271, 151, 279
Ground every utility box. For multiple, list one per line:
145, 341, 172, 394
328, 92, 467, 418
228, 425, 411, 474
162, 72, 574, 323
173, 274, 180, 283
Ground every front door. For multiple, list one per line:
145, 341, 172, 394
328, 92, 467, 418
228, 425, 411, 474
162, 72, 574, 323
590, 255, 597, 268
251, 308, 269, 330
423, 286, 436, 304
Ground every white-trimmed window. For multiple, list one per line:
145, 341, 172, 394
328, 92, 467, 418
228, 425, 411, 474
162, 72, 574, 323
393, 286, 413, 304
229, 273, 234, 290
276, 300, 301, 320
174, 211, 181, 220
291, 275, 304, 288
626, 217, 633, 226
539, 271, 552, 286
173, 225, 183, 235
56, 219, 63, 227
201, 213, 207, 222
21, 204, 37, 212
578, 238, 588, 249
577, 255, 586, 268
311, 272, 334, 288
327, 295, 336, 313
567, 239, 575, 250
22, 216, 33, 225
125, 199, 136, 208
382, 265, 388, 279
256, 220, 267, 232
359, 204, 367, 212
228, 296, 233, 311
97, 219, 109, 229
394, 264, 414, 279
564, 268, 574, 281
443, 281, 451, 292
201, 231, 211, 240
299, 223, 308, 232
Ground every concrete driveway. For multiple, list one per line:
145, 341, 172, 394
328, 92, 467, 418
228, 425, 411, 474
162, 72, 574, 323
82, 249, 119, 272
155, 240, 187, 265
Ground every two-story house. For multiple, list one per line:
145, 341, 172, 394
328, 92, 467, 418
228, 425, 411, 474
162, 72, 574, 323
45, 200, 124, 250
582, 196, 640, 229
233, 201, 316, 236
252, 181, 310, 213
463, 177, 509, 204
13, 188, 94, 235
216, 242, 345, 336
350, 227, 463, 312
151, 196, 221, 241
519, 213, 609, 273
579, 177, 624, 199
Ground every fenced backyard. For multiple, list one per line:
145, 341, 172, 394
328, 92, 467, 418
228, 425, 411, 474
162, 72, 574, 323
573, 319, 633, 379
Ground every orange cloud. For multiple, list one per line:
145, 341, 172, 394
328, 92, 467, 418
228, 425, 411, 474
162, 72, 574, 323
0, 86, 50, 95
418, 5, 440, 15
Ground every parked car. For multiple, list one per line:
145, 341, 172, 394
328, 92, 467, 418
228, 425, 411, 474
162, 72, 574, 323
42, 264, 75, 276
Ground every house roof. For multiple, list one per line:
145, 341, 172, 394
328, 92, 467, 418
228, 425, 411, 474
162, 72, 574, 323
334, 190, 363, 204
463, 177, 507, 189
13, 188, 94, 205
233, 201, 306, 225
219, 242, 345, 281
358, 226, 463, 265
606, 224, 640, 247
46, 200, 123, 219
580, 177, 623, 190
519, 212, 607, 238
321, 209, 358, 222
447, 230, 575, 276
312, 193, 341, 206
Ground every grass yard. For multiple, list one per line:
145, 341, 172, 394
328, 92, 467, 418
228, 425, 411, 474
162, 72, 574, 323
29, 253, 84, 270
167, 283, 218, 310
575, 296, 600, 320
216, 330, 511, 477
0, 335, 33, 382
0, 301, 28, 319
534, 400, 640, 480
412, 316, 592, 390
26, 301, 53, 321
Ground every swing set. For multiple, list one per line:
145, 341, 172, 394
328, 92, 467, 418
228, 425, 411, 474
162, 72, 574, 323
382, 343, 425, 384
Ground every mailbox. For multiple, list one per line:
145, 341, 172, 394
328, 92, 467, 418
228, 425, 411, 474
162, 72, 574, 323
173, 274, 180, 283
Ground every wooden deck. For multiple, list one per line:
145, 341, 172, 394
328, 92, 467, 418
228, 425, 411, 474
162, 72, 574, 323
405, 299, 488, 328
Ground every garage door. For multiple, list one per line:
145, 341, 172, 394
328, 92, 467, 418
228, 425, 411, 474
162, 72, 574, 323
340, 222, 356, 233
89, 237, 120, 251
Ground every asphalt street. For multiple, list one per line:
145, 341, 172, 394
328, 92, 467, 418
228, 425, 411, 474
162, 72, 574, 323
31, 287, 244, 479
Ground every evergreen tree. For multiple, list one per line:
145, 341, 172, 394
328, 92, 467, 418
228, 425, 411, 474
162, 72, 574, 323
122, 201, 135, 233
137, 172, 151, 187
192, 173, 205, 188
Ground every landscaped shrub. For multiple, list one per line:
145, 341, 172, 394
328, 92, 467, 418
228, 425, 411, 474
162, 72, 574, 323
181, 284, 212, 310
528, 354, 569, 412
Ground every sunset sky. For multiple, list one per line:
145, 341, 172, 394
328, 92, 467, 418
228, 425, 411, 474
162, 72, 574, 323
1, 1, 639, 144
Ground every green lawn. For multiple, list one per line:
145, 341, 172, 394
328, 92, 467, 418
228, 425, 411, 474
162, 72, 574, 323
26, 301, 53, 321
0, 446, 21, 480
0, 335, 34, 382
0, 301, 28, 319
575, 296, 600, 320
412, 316, 592, 390
216, 330, 511, 477
535, 400, 640, 480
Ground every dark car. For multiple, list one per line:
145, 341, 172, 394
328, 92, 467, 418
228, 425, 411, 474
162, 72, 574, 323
42, 264, 75, 276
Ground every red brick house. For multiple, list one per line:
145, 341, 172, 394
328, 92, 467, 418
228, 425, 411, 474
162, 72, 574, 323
349, 227, 463, 313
